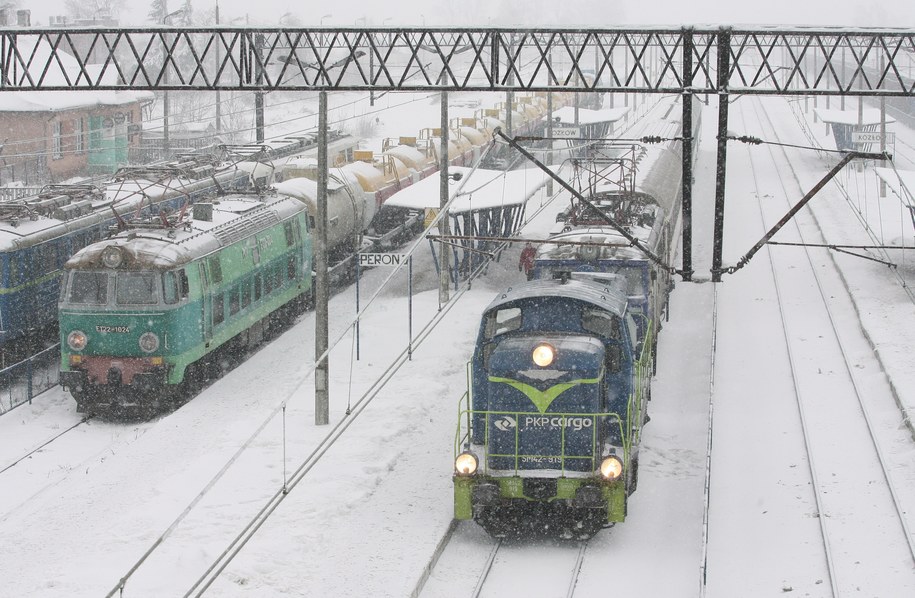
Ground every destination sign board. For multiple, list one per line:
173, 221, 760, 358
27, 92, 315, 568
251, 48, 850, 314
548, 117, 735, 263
358, 253, 409, 267
852, 131, 895, 145
551, 126, 581, 139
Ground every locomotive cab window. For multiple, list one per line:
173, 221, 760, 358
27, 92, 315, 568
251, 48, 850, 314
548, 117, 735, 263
581, 309, 621, 341
209, 257, 223, 284
483, 307, 522, 340
69, 271, 109, 304
284, 222, 295, 246
163, 271, 180, 305
582, 309, 624, 373
116, 272, 159, 305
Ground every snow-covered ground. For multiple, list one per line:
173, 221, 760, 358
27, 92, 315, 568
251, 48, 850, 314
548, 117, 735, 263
2, 89, 915, 597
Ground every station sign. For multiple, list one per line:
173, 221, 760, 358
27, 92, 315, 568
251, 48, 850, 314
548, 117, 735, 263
852, 131, 895, 145
358, 253, 409, 267
551, 126, 581, 139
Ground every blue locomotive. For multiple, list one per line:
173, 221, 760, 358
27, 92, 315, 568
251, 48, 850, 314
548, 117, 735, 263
0, 157, 250, 359
453, 275, 651, 539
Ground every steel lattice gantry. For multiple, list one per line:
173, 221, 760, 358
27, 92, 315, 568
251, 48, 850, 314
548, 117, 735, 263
4, 26, 915, 279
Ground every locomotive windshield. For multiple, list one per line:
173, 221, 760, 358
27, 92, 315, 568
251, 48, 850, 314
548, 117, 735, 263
68, 272, 108, 304
64, 270, 181, 306
116, 272, 159, 305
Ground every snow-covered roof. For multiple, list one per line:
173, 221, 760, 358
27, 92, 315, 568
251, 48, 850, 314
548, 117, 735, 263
483, 277, 628, 316
536, 226, 652, 262
813, 108, 896, 126
553, 106, 630, 125
0, 36, 154, 112
0, 90, 155, 112
382, 166, 551, 214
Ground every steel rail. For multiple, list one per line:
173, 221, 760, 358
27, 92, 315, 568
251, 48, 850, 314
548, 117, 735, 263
469, 539, 502, 598
0, 416, 91, 476
738, 100, 840, 597
697, 282, 720, 597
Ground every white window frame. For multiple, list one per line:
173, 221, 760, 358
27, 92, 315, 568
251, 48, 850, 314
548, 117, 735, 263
52, 121, 63, 159
75, 118, 85, 153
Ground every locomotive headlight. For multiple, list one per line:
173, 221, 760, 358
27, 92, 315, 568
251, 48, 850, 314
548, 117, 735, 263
101, 246, 123, 269
532, 343, 555, 367
454, 451, 479, 476
67, 330, 88, 351
599, 456, 623, 481
139, 332, 160, 353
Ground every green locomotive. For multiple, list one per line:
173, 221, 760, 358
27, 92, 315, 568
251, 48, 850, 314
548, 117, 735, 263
58, 193, 312, 412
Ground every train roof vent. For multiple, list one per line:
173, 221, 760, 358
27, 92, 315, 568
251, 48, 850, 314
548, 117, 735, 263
193, 203, 213, 222
0, 202, 36, 225
52, 200, 93, 220
210, 209, 278, 247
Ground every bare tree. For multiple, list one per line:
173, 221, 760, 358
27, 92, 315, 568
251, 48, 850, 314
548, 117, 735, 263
62, 0, 127, 21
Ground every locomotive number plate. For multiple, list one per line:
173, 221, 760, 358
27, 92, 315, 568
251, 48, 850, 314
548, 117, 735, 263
96, 325, 131, 333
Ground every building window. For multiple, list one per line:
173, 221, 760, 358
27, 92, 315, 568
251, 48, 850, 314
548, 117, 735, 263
52, 122, 63, 159
75, 118, 85, 153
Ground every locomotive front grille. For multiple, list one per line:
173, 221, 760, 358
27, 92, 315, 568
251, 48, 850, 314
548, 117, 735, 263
523, 478, 557, 500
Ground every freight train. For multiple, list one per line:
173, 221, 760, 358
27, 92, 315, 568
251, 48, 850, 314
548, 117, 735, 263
233, 91, 586, 239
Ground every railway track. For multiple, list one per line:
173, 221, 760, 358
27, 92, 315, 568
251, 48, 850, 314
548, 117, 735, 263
0, 415, 92, 477
735, 95, 915, 595
412, 521, 591, 598
0, 409, 157, 523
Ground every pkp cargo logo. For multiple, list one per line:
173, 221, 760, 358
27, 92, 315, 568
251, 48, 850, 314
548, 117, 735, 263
493, 416, 517, 432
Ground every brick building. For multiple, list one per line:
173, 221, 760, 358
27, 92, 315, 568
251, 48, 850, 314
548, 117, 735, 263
0, 33, 153, 185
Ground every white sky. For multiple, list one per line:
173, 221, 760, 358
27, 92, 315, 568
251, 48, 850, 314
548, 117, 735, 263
27, 0, 914, 28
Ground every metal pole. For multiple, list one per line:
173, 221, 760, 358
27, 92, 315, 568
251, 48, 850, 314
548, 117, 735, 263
681, 28, 695, 282
355, 260, 360, 361
163, 88, 171, 155
506, 91, 513, 136
408, 256, 413, 361
547, 91, 554, 196
712, 28, 731, 283
880, 53, 887, 197
215, 1, 221, 134
162, 2, 172, 156
439, 90, 450, 305
841, 48, 846, 110
255, 33, 265, 143
315, 91, 329, 426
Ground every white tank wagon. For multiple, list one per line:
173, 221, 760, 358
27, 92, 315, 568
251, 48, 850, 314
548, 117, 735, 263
273, 171, 376, 263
